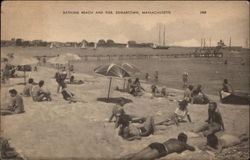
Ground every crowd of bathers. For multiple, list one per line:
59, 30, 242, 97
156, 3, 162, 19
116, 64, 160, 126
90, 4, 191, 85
107, 76, 249, 160
0, 63, 248, 160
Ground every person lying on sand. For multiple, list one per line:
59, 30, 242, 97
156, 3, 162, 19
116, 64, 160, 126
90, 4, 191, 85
117, 116, 155, 141
32, 80, 52, 102
1, 89, 24, 115
199, 133, 249, 153
65, 75, 84, 85
121, 132, 195, 160
156, 100, 192, 126
191, 84, 210, 104
23, 78, 34, 97
61, 83, 87, 103
192, 102, 224, 137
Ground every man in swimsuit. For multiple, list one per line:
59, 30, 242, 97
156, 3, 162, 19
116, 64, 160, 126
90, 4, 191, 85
32, 80, 52, 102
1, 89, 25, 115
193, 102, 224, 137
121, 132, 195, 160
23, 78, 34, 97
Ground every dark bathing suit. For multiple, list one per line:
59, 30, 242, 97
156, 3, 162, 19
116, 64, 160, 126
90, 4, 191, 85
148, 142, 168, 158
148, 138, 194, 158
139, 127, 152, 137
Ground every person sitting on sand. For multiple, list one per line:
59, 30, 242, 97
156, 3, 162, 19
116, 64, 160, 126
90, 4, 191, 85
126, 79, 133, 93
118, 115, 155, 141
61, 83, 77, 103
184, 85, 193, 103
151, 84, 159, 95
161, 87, 167, 97
219, 79, 234, 100
193, 102, 224, 137
0, 137, 24, 159
61, 83, 87, 103
1, 89, 24, 115
109, 99, 126, 122
109, 99, 146, 125
23, 78, 34, 97
151, 85, 168, 98
156, 100, 192, 126
32, 80, 52, 102
199, 133, 249, 153
130, 78, 145, 97
191, 84, 209, 104
221, 79, 233, 93
121, 132, 195, 160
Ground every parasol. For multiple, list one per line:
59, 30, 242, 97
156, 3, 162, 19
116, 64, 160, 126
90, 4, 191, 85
94, 63, 131, 100
10, 57, 38, 84
121, 63, 140, 89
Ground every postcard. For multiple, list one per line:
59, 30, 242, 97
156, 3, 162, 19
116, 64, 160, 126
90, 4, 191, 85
1, 1, 249, 160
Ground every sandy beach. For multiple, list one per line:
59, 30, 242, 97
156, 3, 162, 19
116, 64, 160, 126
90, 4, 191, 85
0, 66, 249, 160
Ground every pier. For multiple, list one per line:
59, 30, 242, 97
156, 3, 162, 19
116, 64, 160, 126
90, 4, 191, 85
35, 52, 223, 62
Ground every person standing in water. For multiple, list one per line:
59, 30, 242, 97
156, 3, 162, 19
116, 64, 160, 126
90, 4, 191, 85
182, 72, 189, 89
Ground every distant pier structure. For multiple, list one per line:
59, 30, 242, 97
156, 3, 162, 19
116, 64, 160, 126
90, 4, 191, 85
35, 50, 223, 62
78, 51, 223, 61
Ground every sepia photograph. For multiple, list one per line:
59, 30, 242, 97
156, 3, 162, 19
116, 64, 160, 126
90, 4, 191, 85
1, 1, 249, 160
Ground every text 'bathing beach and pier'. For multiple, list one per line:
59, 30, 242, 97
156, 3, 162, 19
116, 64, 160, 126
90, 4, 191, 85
63, 10, 171, 15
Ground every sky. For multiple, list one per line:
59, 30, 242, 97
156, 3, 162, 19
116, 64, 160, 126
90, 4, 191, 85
1, 1, 249, 47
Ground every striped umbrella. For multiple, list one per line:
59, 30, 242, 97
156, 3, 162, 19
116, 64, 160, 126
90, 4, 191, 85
94, 63, 131, 100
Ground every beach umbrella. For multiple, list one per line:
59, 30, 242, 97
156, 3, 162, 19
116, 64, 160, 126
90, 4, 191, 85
121, 63, 140, 89
48, 53, 81, 74
10, 57, 38, 84
121, 63, 140, 74
94, 63, 131, 100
